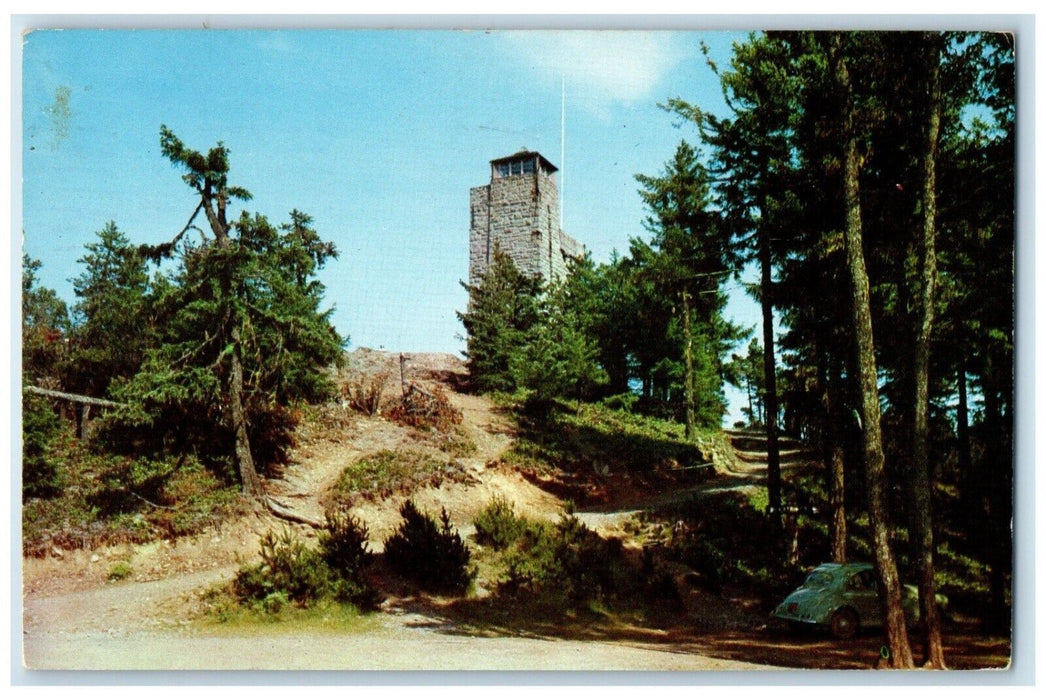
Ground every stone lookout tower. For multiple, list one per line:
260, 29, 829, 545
469, 149, 584, 287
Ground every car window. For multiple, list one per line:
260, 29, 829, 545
805, 571, 833, 587
848, 570, 876, 591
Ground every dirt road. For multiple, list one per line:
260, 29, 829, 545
21, 352, 784, 672
24, 616, 776, 671
21, 557, 775, 671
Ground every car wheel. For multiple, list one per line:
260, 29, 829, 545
830, 608, 859, 640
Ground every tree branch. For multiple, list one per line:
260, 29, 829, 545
138, 201, 206, 262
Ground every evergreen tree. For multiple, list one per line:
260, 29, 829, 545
22, 253, 70, 386
828, 31, 914, 667
667, 34, 801, 521
21, 254, 70, 498
729, 337, 766, 426
635, 140, 739, 435
510, 274, 608, 403
109, 127, 344, 496
458, 249, 543, 393
67, 222, 151, 399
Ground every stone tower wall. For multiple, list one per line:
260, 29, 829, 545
469, 162, 582, 287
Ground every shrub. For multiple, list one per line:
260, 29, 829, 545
319, 509, 373, 577
23, 441, 245, 556
500, 515, 630, 605
153, 459, 240, 538
234, 528, 334, 607
435, 430, 477, 458
319, 510, 380, 608
383, 500, 474, 594
387, 385, 462, 433
600, 392, 638, 413
473, 496, 527, 551
342, 371, 388, 416
107, 561, 133, 581
234, 519, 379, 611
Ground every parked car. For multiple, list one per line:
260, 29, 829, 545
771, 562, 945, 639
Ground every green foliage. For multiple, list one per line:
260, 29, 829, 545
22, 442, 242, 555
473, 496, 528, 551
600, 392, 638, 412
509, 279, 608, 403
152, 460, 241, 538
21, 390, 65, 498
107, 561, 133, 581
434, 429, 477, 458
503, 400, 707, 477
100, 129, 345, 488
234, 529, 335, 607
458, 250, 543, 393
497, 514, 632, 606
383, 500, 474, 594
632, 140, 742, 429
108, 210, 343, 466
726, 337, 766, 427
67, 222, 151, 399
318, 509, 374, 579
233, 516, 378, 614
21, 254, 70, 384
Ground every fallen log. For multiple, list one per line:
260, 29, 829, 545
26, 386, 126, 409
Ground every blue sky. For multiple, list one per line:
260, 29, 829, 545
20, 28, 762, 423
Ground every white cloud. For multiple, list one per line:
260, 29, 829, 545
500, 31, 691, 113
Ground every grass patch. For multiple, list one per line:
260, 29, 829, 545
197, 583, 377, 634
434, 429, 478, 458
325, 449, 466, 507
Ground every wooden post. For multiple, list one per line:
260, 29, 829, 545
400, 354, 408, 397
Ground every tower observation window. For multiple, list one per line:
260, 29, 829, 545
496, 158, 540, 178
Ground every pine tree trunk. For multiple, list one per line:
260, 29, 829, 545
230, 327, 263, 497
981, 367, 1012, 635
956, 354, 975, 516
206, 189, 265, 499
833, 33, 914, 669
681, 289, 696, 440
910, 33, 946, 669
825, 356, 848, 564
759, 225, 782, 530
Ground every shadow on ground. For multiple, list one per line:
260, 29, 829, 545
381, 589, 1011, 670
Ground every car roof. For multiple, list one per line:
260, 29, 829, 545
812, 562, 873, 574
